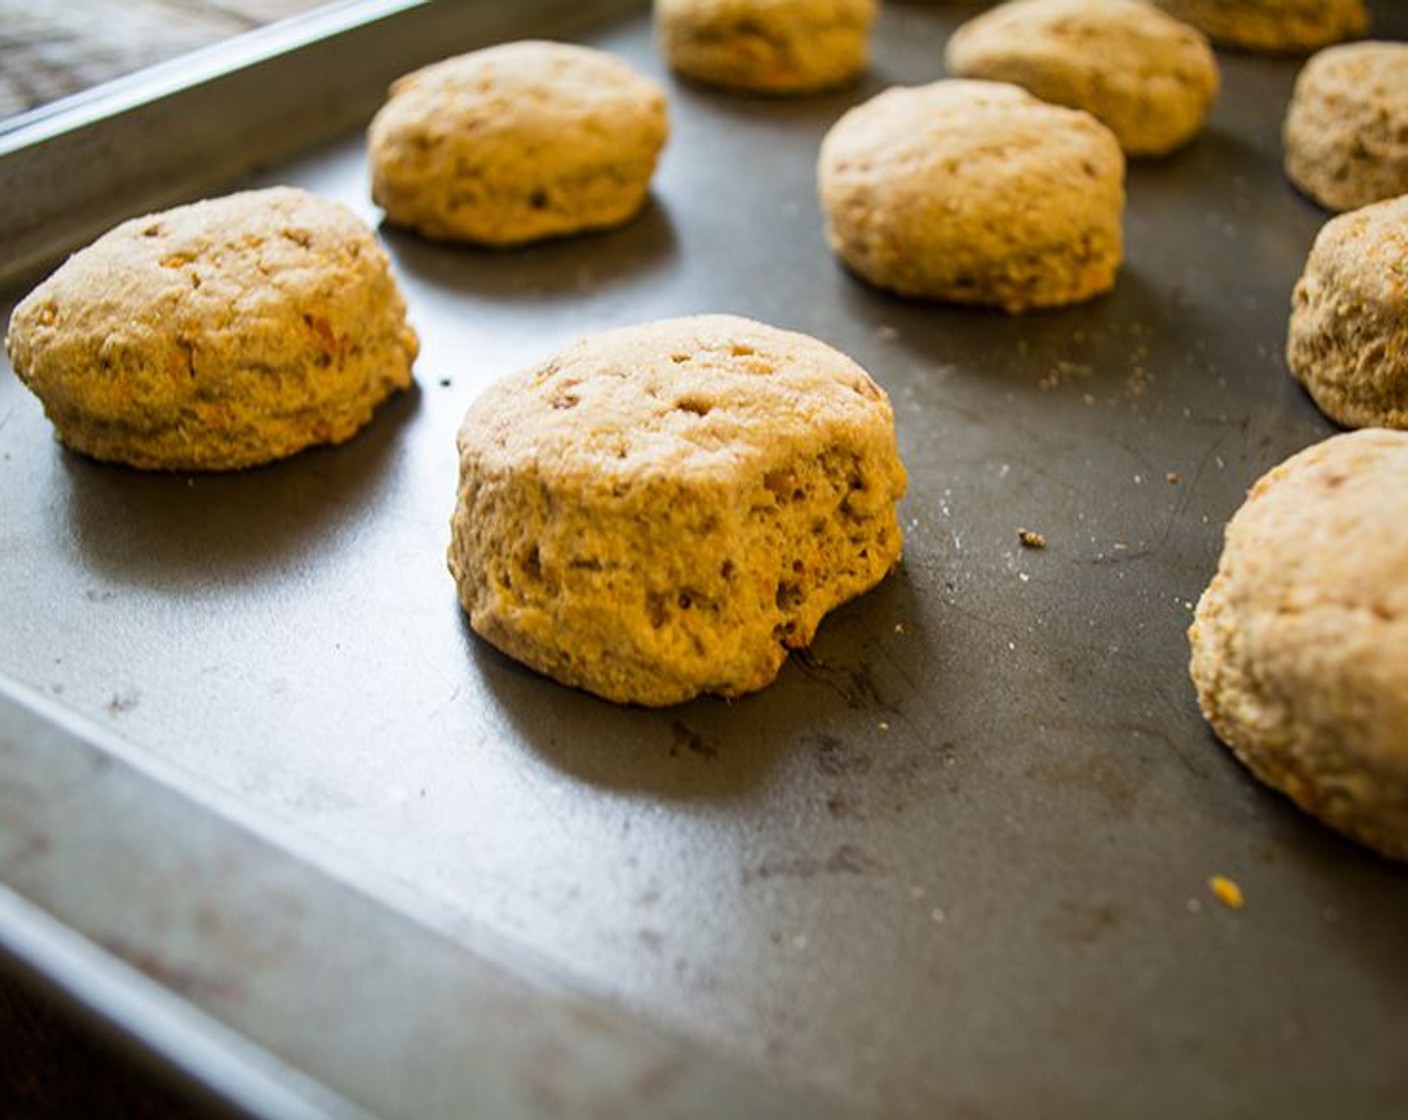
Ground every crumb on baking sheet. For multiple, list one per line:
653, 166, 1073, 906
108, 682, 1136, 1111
1209, 874, 1244, 910
1166, 471, 1180, 484
1017, 527, 1046, 549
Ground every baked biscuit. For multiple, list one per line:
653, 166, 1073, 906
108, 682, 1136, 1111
1189, 430, 1408, 862
654, 0, 877, 94
1287, 194, 1408, 430
1283, 42, 1408, 213
5, 186, 417, 471
817, 80, 1125, 312
369, 41, 668, 246
944, 0, 1219, 157
447, 314, 908, 707
1151, 0, 1368, 53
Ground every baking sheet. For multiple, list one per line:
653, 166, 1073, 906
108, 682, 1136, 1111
3, 2, 1408, 1116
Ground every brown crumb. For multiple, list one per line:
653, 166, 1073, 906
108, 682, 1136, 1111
1209, 874, 1244, 910
1017, 527, 1046, 549
1166, 472, 1180, 484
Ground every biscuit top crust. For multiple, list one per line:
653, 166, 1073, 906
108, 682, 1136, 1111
656, 0, 876, 16
370, 39, 667, 151
947, 0, 1215, 82
820, 79, 1123, 200
1304, 193, 1408, 303
1300, 37, 1408, 89
10, 186, 399, 346
6, 186, 416, 409
459, 314, 899, 487
1213, 429, 1408, 768
1151, 0, 1369, 52
1289, 39, 1408, 123
944, 0, 1219, 152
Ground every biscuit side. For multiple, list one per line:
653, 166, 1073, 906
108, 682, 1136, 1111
1189, 430, 1408, 861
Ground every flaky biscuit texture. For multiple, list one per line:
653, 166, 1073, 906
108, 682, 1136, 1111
448, 314, 907, 706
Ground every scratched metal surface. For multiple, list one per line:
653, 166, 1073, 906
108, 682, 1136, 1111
2, 2, 1408, 1117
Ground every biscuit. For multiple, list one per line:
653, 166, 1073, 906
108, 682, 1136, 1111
1189, 430, 1408, 862
654, 0, 877, 94
447, 314, 908, 707
368, 41, 668, 246
817, 80, 1125, 312
1282, 42, 1408, 213
1151, 0, 1368, 53
944, 0, 1219, 157
1286, 194, 1408, 430
4, 186, 417, 471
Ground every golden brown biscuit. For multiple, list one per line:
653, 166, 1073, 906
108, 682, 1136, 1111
1189, 430, 1408, 862
818, 80, 1125, 312
654, 0, 877, 94
1152, 0, 1368, 53
448, 314, 908, 706
368, 41, 668, 246
1283, 42, 1408, 213
944, 0, 1220, 157
5, 186, 417, 471
1286, 194, 1408, 429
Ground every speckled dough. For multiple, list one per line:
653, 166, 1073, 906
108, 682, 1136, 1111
1151, 0, 1368, 52
654, 0, 877, 94
1287, 194, 1408, 430
944, 0, 1219, 157
447, 314, 908, 707
4, 187, 418, 471
1189, 430, 1408, 862
368, 41, 668, 246
817, 80, 1125, 312
1283, 42, 1408, 213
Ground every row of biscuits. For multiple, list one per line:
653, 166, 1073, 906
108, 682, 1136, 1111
3, 3, 1406, 862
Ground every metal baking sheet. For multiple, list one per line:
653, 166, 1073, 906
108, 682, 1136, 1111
3, 1, 1408, 1116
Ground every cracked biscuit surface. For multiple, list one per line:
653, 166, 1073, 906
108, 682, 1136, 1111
5, 186, 418, 471
368, 40, 668, 246
1189, 430, 1408, 862
1287, 194, 1408, 429
448, 314, 908, 707
654, 0, 877, 94
944, 0, 1219, 157
818, 80, 1125, 312
1283, 42, 1408, 213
